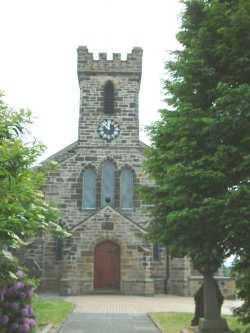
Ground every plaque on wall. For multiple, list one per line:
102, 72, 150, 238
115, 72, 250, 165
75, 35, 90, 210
102, 222, 114, 230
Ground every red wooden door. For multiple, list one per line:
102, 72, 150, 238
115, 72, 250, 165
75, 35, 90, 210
94, 241, 120, 290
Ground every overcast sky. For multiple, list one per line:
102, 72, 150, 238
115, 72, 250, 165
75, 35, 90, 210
0, 0, 183, 158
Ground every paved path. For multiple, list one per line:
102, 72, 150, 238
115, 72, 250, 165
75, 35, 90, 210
56, 295, 242, 333
59, 313, 159, 333
63, 294, 241, 315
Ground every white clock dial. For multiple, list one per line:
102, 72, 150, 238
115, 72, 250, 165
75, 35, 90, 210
97, 119, 120, 142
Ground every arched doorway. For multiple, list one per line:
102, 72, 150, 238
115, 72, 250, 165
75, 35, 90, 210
94, 241, 120, 290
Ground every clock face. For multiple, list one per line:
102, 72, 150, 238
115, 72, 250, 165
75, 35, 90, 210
97, 119, 120, 142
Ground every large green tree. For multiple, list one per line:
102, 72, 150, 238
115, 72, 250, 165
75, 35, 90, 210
142, 0, 250, 331
0, 93, 69, 281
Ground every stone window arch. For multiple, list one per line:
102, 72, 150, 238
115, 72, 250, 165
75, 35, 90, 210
82, 168, 97, 209
120, 167, 134, 209
101, 160, 115, 207
104, 80, 114, 114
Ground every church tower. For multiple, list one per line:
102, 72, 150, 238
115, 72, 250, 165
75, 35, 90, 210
74, 47, 146, 211
77, 46, 143, 146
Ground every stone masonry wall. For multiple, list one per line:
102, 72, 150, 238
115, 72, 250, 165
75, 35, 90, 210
188, 276, 236, 299
77, 46, 142, 147
33, 47, 162, 295
40, 143, 156, 294
168, 257, 191, 296
151, 246, 167, 293
24, 46, 191, 296
45, 144, 152, 229
59, 206, 154, 295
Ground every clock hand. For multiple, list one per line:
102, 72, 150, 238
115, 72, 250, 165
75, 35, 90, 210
107, 120, 111, 130
104, 121, 110, 130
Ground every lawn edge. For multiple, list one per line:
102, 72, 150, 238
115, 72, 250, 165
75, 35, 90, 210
148, 313, 164, 333
35, 296, 75, 333
52, 303, 75, 333
39, 324, 53, 333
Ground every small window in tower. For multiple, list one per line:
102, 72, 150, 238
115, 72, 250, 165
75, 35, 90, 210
101, 160, 115, 207
120, 168, 134, 209
82, 169, 97, 209
104, 81, 114, 113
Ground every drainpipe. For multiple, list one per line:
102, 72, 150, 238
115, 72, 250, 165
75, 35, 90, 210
165, 247, 170, 294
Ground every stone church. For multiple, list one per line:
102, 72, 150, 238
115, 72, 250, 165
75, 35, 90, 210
25, 46, 232, 297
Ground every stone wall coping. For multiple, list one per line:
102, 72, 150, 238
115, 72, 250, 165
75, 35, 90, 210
42, 140, 147, 165
60, 278, 152, 283
44, 141, 78, 163
71, 205, 147, 234
139, 140, 149, 149
138, 245, 151, 253
77, 144, 145, 151
189, 276, 234, 281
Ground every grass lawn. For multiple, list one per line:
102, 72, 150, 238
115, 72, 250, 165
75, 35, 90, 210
150, 312, 249, 333
32, 295, 74, 328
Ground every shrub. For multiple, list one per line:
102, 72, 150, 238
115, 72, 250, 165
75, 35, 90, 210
0, 270, 36, 333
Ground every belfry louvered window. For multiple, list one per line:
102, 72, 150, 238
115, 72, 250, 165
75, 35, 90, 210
120, 168, 134, 209
101, 160, 115, 207
82, 169, 96, 209
104, 81, 114, 113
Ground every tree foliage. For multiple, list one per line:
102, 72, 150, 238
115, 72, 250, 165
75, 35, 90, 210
233, 258, 250, 330
142, 0, 250, 276
0, 93, 69, 281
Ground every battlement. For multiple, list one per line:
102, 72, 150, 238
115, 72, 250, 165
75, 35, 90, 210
77, 46, 143, 81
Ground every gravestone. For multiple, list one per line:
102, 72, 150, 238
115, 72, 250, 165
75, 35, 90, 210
191, 282, 224, 326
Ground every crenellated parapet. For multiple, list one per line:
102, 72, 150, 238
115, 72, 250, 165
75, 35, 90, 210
77, 46, 143, 82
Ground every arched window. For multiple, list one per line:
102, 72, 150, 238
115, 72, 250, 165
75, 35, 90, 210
120, 168, 134, 209
104, 81, 114, 114
101, 160, 115, 207
82, 169, 96, 209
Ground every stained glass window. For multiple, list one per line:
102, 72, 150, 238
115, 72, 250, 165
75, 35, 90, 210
101, 160, 115, 207
120, 168, 134, 209
82, 169, 96, 209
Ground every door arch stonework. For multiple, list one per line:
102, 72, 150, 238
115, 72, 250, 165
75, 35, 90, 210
94, 240, 120, 290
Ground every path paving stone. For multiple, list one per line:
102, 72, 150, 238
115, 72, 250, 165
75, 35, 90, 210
59, 313, 160, 333
63, 294, 241, 315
